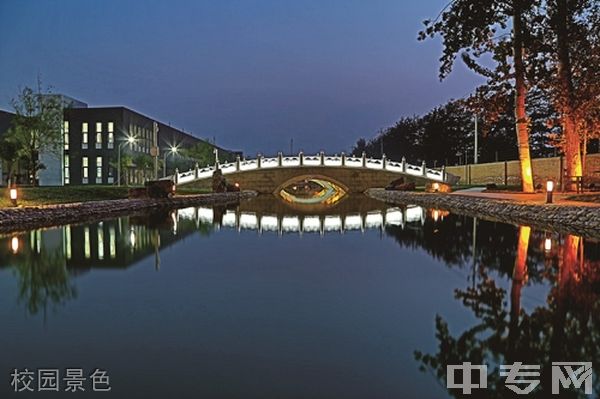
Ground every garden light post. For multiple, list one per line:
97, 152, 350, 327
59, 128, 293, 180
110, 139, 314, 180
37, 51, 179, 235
9, 184, 17, 207
118, 135, 136, 187
163, 146, 179, 178
546, 180, 554, 204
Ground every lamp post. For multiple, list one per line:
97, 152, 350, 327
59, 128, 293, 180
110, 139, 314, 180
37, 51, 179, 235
117, 136, 136, 186
163, 146, 178, 178
546, 180, 554, 204
9, 184, 17, 207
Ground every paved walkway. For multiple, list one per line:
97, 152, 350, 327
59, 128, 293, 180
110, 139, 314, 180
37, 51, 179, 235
452, 187, 600, 207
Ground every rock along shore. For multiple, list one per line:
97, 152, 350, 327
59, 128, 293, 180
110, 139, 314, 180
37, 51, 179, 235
0, 191, 257, 234
367, 188, 600, 240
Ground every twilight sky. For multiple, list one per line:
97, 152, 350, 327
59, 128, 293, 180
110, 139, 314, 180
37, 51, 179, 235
0, 0, 484, 155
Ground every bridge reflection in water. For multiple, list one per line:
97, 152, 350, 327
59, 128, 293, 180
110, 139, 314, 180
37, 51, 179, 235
192, 203, 428, 235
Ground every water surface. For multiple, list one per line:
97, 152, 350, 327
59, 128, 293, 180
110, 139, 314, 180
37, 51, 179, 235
1, 195, 598, 398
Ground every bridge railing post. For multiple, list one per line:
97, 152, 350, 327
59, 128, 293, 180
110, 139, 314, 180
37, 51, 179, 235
299, 151, 304, 166
236, 155, 241, 171
382, 153, 386, 170
320, 151, 325, 166
194, 163, 199, 179
278, 151, 283, 167
401, 157, 406, 172
174, 168, 179, 184
441, 165, 446, 182
341, 152, 346, 166
362, 151, 367, 167
257, 153, 262, 168
422, 161, 427, 176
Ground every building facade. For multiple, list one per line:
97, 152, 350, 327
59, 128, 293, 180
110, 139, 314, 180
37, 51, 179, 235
1, 101, 238, 186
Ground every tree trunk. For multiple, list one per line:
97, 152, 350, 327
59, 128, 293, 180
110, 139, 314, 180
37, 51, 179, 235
555, 0, 582, 188
513, 2, 534, 193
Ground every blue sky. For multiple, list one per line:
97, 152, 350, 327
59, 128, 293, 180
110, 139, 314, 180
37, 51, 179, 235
0, 0, 484, 155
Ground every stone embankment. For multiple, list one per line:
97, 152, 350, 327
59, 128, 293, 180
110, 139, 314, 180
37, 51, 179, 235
0, 191, 257, 234
367, 189, 600, 240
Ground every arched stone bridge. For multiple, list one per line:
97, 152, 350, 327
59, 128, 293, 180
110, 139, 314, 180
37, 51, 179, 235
167, 152, 459, 193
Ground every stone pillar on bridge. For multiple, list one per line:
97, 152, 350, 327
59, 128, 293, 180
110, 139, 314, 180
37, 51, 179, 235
382, 154, 386, 170
174, 168, 179, 184
422, 161, 427, 177
299, 151, 304, 166
236, 155, 241, 171
278, 152, 283, 166
257, 153, 262, 168
194, 163, 199, 179
362, 152, 367, 167
401, 157, 406, 172
341, 152, 346, 166
320, 151, 325, 166
441, 165, 446, 182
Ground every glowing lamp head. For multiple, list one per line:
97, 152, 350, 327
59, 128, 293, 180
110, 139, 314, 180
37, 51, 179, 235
9, 188, 17, 200
127, 136, 136, 144
432, 183, 440, 192
234, 182, 240, 188
546, 180, 554, 193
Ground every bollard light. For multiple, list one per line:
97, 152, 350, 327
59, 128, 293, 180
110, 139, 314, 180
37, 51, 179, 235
432, 182, 440, 192
546, 180, 554, 204
9, 186, 18, 207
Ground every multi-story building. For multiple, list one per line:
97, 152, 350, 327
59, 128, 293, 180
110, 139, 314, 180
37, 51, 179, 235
1, 99, 239, 186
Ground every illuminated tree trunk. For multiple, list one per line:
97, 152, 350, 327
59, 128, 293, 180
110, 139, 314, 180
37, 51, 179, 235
508, 225, 530, 356
513, 2, 534, 193
555, 0, 583, 187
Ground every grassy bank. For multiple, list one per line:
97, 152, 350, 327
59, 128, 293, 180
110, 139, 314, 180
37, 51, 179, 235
0, 185, 210, 208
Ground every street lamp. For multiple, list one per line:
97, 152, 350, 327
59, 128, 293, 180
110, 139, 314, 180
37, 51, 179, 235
163, 146, 179, 178
117, 135, 136, 186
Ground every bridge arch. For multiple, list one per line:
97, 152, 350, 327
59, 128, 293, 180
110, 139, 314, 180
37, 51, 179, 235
274, 173, 350, 195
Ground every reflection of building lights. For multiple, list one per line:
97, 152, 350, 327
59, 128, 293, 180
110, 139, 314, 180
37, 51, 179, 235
432, 209, 440, 222
171, 211, 178, 234
129, 229, 136, 248
544, 237, 552, 252
11, 236, 19, 254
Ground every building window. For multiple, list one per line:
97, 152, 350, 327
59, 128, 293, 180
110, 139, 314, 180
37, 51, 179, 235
82, 156, 89, 184
96, 156, 103, 184
108, 122, 114, 149
82, 122, 88, 149
95, 122, 102, 149
63, 121, 69, 150
64, 155, 70, 184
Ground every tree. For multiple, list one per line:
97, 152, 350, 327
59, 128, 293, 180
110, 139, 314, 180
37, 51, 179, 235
419, 0, 537, 192
8, 81, 63, 186
183, 141, 217, 166
0, 137, 20, 184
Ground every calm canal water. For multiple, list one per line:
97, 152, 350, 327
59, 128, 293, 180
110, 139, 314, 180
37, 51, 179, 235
1, 194, 599, 398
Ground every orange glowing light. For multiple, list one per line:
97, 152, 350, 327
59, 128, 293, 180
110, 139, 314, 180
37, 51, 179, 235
11, 236, 19, 254
432, 183, 440, 192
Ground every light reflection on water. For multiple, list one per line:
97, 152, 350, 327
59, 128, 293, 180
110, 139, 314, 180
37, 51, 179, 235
0, 194, 599, 397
